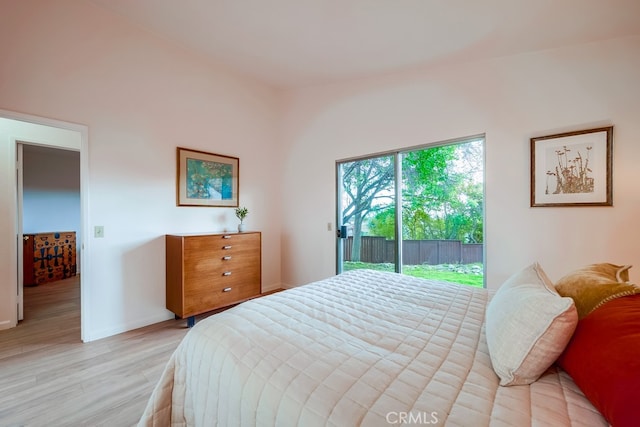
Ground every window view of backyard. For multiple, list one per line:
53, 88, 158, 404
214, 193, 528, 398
338, 138, 484, 287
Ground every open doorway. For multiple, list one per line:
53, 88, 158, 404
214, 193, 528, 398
0, 110, 89, 341
19, 145, 80, 334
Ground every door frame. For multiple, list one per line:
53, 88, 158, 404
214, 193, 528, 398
1, 109, 90, 342
16, 142, 24, 321
335, 152, 401, 274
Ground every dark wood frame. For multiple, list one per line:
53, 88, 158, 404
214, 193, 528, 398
530, 126, 613, 207
177, 147, 239, 207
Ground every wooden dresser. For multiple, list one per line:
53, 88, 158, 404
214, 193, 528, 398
165, 231, 261, 326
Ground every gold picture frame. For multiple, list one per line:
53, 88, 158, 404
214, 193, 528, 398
177, 147, 239, 207
530, 126, 613, 207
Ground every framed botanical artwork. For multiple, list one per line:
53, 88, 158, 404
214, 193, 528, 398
177, 147, 239, 207
530, 126, 613, 207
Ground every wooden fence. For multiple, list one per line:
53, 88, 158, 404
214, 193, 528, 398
343, 236, 482, 265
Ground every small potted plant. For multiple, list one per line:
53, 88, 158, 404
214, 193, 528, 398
235, 206, 248, 232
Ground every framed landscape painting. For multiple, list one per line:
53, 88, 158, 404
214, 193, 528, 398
177, 147, 239, 207
530, 126, 613, 207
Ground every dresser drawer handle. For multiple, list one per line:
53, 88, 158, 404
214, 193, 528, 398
222, 271, 232, 276
222, 245, 232, 250
222, 235, 231, 239
222, 287, 232, 292
222, 256, 232, 260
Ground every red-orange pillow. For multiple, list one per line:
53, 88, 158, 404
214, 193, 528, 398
557, 294, 640, 427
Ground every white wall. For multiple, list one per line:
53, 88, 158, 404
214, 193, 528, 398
23, 146, 81, 232
0, 0, 282, 340
279, 36, 640, 289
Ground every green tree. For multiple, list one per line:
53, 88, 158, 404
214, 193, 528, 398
367, 207, 395, 239
401, 145, 457, 239
340, 156, 394, 261
367, 141, 483, 243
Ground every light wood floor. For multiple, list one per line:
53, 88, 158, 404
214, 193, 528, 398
0, 276, 209, 426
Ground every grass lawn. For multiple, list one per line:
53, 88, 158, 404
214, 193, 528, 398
343, 262, 484, 288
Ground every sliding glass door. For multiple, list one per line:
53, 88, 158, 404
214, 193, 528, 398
336, 154, 397, 273
336, 137, 485, 287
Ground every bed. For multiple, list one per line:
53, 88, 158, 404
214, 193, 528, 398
139, 265, 639, 426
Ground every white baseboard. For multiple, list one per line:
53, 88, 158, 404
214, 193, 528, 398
0, 319, 15, 330
83, 311, 175, 342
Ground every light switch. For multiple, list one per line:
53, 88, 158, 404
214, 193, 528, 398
94, 226, 105, 238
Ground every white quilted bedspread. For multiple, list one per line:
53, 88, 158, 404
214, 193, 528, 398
139, 269, 605, 426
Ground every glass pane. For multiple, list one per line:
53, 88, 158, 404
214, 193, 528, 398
338, 155, 396, 274
400, 140, 484, 287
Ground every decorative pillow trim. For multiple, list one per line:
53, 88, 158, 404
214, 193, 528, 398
590, 287, 640, 314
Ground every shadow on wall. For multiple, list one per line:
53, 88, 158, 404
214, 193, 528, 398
120, 236, 169, 324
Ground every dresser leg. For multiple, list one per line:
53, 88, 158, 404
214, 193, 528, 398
187, 316, 195, 328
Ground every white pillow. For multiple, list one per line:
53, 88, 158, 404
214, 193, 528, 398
486, 262, 578, 386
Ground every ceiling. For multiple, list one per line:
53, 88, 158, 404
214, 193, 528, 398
89, 0, 640, 88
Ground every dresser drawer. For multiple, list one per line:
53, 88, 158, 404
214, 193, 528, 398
209, 232, 260, 256
183, 266, 259, 305
183, 235, 259, 281
216, 273, 260, 306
